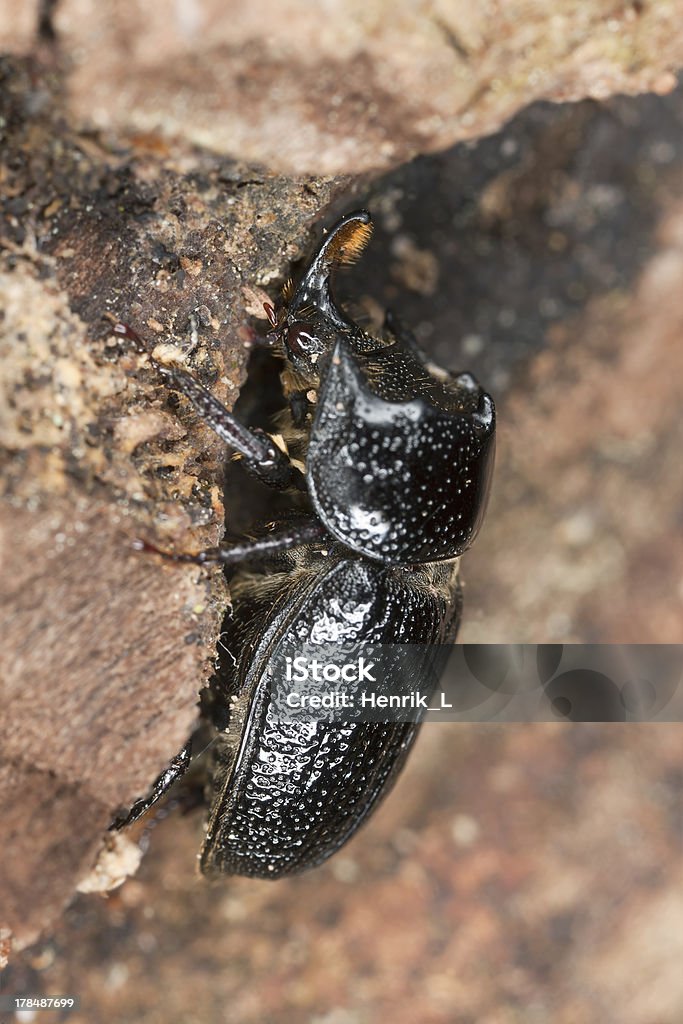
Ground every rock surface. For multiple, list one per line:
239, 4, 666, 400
0, 55, 344, 948
1, 1, 683, 174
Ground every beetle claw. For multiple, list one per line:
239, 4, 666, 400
132, 537, 185, 561
112, 321, 148, 352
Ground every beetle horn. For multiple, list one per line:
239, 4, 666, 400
288, 210, 373, 327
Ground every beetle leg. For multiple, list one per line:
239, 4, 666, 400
110, 740, 193, 830
113, 323, 305, 491
289, 389, 315, 428
449, 370, 482, 393
151, 360, 304, 490
134, 517, 329, 566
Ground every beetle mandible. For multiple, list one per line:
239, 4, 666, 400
112, 209, 496, 878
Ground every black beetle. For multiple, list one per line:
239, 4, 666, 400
112, 210, 495, 878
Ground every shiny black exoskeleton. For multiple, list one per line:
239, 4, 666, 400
112, 210, 495, 878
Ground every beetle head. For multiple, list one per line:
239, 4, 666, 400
265, 210, 374, 378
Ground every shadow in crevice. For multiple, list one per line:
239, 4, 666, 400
220, 345, 299, 538
339, 84, 683, 395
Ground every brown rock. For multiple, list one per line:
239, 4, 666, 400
0, 55, 344, 946
4, 2, 683, 174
